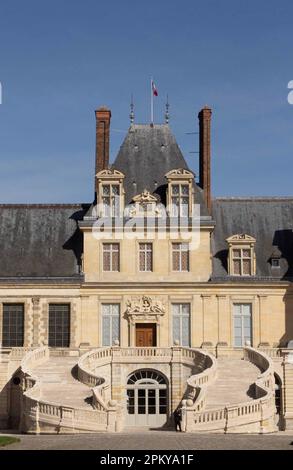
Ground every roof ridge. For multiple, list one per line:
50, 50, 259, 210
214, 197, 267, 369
213, 197, 293, 201
0, 203, 90, 208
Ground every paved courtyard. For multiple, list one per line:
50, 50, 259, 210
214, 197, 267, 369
1, 430, 293, 450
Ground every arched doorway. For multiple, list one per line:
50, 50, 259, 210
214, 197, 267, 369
126, 369, 168, 427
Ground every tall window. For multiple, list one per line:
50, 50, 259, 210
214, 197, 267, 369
103, 243, 120, 271
172, 303, 190, 347
2, 304, 24, 347
102, 304, 120, 346
139, 243, 153, 272
232, 248, 252, 276
48, 304, 70, 347
172, 243, 189, 271
102, 184, 120, 217
170, 184, 189, 217
233, 304, 252, 347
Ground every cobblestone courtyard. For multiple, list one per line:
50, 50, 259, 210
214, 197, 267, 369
1, 431, 293, 450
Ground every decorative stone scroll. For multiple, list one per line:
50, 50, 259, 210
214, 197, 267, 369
125, 295, 165, 323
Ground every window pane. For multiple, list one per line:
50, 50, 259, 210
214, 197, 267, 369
102, 316, 111, 346
111, 316, 120, 344
172, 185, 179, 195
2, 304, 24, 347
243, 259, 251, 275
242, 249, 251, 258
48, 304, 70, 347
172, 250, 180, 271
181, 250, 189, 271
233, 249, 241, 258
173, 316, 181, 344
112, 249, 119, 271
182, 316, 190, 347
181, 185, 189, 195
103, 250, 111, 271
233, 259, 241, 275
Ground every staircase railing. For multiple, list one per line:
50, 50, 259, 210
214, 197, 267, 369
183, 347, 276, 433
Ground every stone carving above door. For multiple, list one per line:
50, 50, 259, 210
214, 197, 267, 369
125, 295, 165, 323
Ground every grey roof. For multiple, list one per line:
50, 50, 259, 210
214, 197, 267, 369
212, 198, 293, 280
112, 124, 209, 215
0, 204, 89, 279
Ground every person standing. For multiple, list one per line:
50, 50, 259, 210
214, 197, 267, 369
173, 408, 182, 432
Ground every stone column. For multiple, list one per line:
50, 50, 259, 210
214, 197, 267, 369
170, 346, 183, 413
258, 294, 268, 346
32, 297, 40, 347
282, 352, 293, 430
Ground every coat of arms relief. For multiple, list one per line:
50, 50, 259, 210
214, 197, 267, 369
125, 295, 165, 323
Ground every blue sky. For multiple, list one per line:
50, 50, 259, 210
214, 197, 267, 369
0, 0, 293, 203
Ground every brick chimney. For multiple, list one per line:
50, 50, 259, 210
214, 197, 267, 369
198, 106, 212, 213
95, 106, 111, 192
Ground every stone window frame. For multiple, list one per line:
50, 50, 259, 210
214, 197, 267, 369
171, 242, 190, 272
226, 234, 256, 277
96, 168, 125, 218
165, 168, 195, 218
102, 242, 120, 272
138, 241, 153, 272
171, 302, 191, 347
0, 299, 31, 348
100, 302, 121, 347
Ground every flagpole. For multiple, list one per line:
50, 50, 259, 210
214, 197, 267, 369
151, 77, 153, 125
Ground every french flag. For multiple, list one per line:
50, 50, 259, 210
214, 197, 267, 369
152, 80, 158, 96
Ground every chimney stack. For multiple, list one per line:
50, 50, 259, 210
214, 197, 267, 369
198, 106, 212, 213
95, 106, 111, 192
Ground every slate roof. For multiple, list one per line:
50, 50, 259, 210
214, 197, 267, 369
212, 198, 293, 280
112, 124, 210, 216
0, 204, 89, 279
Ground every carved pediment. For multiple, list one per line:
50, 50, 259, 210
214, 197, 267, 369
165, 168, 195, 179
226, 234, 256, 244
96, 168, 125, 179
132, 190, 158, 204
125, 296, 165, 323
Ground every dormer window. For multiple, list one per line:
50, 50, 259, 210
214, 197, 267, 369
170, 184, 189, 217
102, 184, 120, 217
270, 246, 281, 271
95, 169, 125, 218
271, 258, 280, 268
226, 234, 256, 276
165, 168, 194, 217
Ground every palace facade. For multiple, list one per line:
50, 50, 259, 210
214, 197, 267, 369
0, 105, 293, 433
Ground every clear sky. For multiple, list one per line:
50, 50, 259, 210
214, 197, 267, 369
0, 0, 292, 203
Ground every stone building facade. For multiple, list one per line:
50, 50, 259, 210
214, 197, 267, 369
0, 105, 293, 433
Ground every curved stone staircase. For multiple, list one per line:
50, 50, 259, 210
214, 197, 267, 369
16, 346, 277, 434
205, 358, 260, 409
32, 357, 93, 410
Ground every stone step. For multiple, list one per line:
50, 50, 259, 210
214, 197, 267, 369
31, 357, 93, 410
205, 358, 260, 410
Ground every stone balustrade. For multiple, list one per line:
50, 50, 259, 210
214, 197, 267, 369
183, 346, 276, 433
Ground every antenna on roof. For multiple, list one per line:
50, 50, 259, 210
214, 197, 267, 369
130, 94, 134, 124
165, 94, 170, 124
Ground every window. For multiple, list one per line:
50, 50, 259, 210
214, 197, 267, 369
139, 243, 153, 272
271, 258, 280, 268
232, 248, 252, 276
102, 304, 120, 346
48, 304, 70, 347
2, 304, 24, 347
172, 303, 190, 347
233, 304, 252, 347
172, 243, 189, 271
170, 184, 189, 217
103, 243, 120, 271
102, 184, 120, 217
226, 234, 256, 276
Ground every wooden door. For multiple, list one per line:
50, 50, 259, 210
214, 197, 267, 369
135, 323, 156, 347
